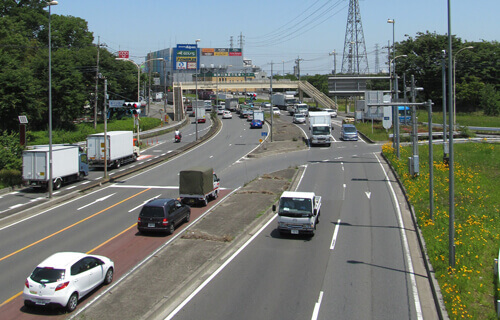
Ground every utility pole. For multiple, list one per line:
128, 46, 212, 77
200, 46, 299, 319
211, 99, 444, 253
270, 62, 273, 142
442, 50, 449, 163
296, 57, 304, 102
103, 78, 108, 179
94, 36, 100, 130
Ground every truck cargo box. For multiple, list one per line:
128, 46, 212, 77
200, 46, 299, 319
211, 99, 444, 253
22, 145, 80, 182
179, 167, 214, 196
87, 131, 134, 163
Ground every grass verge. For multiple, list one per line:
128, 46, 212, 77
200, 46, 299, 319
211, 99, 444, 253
383, 142, 500, 319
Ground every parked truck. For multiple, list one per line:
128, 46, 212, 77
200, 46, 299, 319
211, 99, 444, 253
179, 167, 220, 206
271, 93, 298, 110
308, 111, 333, 146
22, 145, 88, 190
273, 191, 321, 236
86, 131, 139, 169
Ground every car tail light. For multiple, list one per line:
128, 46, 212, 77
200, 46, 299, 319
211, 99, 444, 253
162, 218, 168, 226
25, 279, 29, 288
55, 281, 70, 291
137, 217, 141, 224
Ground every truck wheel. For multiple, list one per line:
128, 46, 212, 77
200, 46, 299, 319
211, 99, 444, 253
203, 197, 208, 206
115, 160, 121, 169
78, 172, 85, 180
53, 178, 62, 190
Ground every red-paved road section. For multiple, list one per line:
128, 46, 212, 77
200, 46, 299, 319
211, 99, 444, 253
1, 189, 231, 320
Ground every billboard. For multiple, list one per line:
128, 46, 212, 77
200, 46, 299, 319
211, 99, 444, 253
174, 44, 198, 70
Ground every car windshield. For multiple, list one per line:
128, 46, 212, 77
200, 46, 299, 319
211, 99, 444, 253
278, 197, 312, 216
343, 126, 357, 133
295, 115, 305, 119
312, 126, 330, 135
31, 267, 65, 283
140, 206, 164, 218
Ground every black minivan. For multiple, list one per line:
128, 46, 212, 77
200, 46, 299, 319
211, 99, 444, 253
137, 198, 191, 235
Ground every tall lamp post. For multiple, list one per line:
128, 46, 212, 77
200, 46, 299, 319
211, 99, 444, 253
453, 46, 474, 127
195, 39, 200, 141
47, 0, 58, 199
389, 54, 407, 159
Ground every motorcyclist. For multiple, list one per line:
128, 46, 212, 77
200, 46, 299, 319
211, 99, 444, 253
174, 130, 182, 141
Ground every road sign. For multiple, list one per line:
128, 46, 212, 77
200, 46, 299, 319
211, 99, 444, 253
383, 106, 392, 129
261, 132, 268, 136
118, 51, 129, 59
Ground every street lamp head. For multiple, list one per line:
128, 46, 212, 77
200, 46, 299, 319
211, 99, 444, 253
195, 39, 201, 43
387, 19, 395, 24
47, 1, 58, 6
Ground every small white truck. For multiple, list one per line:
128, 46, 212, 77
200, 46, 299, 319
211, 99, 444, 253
22, 145, 89, 190
86, 131, 139, 169
308, 111, 333, 146
273, 191, 321, 236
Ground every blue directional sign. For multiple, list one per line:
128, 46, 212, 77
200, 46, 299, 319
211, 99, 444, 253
261, 132, 268, 136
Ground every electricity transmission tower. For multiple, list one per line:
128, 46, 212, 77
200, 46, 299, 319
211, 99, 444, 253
341, 0, 369, 74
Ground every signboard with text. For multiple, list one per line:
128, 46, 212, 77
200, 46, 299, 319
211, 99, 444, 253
118, 51, 129, 59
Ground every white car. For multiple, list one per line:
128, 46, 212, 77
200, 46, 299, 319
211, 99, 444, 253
216, 105, 225, 115
324, 108, 338, 118
293, 113, 306, 124
23, 252, 114, 312
222, 110, 232, 119
272, 107, 280, 115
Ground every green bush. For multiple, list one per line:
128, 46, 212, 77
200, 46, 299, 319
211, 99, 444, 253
0, 169, 22, 188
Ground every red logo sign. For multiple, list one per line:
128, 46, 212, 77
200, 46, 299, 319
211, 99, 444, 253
118, 51, 129, 59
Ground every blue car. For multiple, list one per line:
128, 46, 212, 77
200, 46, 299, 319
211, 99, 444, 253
250, 119, 263, 129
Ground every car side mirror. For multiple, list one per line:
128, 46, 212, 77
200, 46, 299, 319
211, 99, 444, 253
272, 204, 276, 212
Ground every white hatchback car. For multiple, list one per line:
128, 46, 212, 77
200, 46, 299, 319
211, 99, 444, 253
23, 252, 114, 312
272, 107, 281, 115
222, 110, 232, 119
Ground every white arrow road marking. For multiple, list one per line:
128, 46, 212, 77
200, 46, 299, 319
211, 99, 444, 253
341, 161, 344, 171
365, 191, 371, 199
342, 184, 346, 200
129, 194, 161, 212
77, 193, 116, 211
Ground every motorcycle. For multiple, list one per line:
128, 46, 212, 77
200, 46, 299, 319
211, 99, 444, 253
174, 134, 181, 143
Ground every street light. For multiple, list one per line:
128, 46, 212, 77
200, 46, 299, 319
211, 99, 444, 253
47, 0, 58, 199
329, 50, 337, 75
453, 46, 474, 127
195, 39, 200, 141
389, 54, 407, 159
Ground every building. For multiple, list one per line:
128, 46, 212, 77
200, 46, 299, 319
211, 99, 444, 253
145, 44, 266, 88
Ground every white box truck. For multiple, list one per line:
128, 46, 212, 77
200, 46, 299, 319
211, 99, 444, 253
308, 111, 333, 146
87, 131, 139, 169
271, 93, 298, 110
273, 191, 321, 236
22, 145, 88, 190
195, 107, 206, 123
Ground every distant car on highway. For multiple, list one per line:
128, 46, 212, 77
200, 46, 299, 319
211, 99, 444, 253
216, 105, 225, 115
137, 198, 191, 235
272, 107, 280, 115
323, 108, 338, 118
340, 124, 359, 141
260, 102, 271, 109
23, 252, 114, 313
222, 110, 232, 119
293, 113, 306, 124
250, 119, 263, 129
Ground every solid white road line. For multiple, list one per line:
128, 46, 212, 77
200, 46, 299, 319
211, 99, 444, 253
374, 152, 423, 320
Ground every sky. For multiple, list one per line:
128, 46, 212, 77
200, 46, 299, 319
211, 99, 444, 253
54, 0, 499, 75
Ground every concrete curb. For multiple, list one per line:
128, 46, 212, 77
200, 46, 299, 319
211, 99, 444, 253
380, 151, 448, 320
